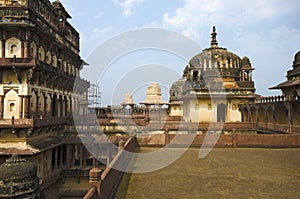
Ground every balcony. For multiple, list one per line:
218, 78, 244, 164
0, 57, 35, 68
0, 117, 69, 128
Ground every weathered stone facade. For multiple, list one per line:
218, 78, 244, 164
0, 1, 94, 198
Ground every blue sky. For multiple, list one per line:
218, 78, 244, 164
59, 0, 300, 105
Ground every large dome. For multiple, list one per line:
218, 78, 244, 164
185, 27, 243, 80
169, 26, 256, 103
0, 155, 40, 198
189, 47, 242, 70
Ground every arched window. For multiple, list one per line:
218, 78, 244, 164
9, 103, 15, 112
217, 103, 226, 122
10, 44, 17, 55
6, 37, 21, 58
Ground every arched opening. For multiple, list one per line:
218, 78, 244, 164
38, 46, 45, 61
217, 103, 226, 122
52, 94, 58, 117
4, 89, 20, 119
46, 93, 52, 117
9, 102, 15, 112
10, 44, 17, 55
193, 71, 199, 81
5, 37, 21, 58
30, 42, 37, 58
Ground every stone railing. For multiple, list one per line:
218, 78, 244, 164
83, 136, 137, 199
255, 122, 300, 134
0, 118, 32, 126
0, 117, 70, 128
255, 95, 285, 103
33, 117, 69, 127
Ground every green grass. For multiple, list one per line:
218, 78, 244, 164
117, 147, 300, 199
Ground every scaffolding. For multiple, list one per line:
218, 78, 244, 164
88, 83, 101, 108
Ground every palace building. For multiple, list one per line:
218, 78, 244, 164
0, 1, 299, 199
0, 0, 95, 198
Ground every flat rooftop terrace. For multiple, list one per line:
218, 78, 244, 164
117, 147, 300, 199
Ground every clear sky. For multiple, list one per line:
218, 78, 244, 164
59, 0, 300, 105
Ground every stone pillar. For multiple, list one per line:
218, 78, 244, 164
83, 147, 87, 167
66, 144, 72, 167
272, 106, 277, 124
89, 168, 102, 196
286, 102, 293, 133
19, 96, 24, 118
21, 41, 24, 58
0, 95, 4, 119
64, 98, 68, 117
50, 95, 54, 117
36, 95, 40, 117
264, 107, 268, 129
24, 41, 29, 58
44, 96, 47, 117
119, 139, 125, 151
80, 145, 83, 167
264, 108, 268, 123
1, 40, 5, 58
255, 107, 259, 123
60, 97, 63, 117
24, 96, 30, 118
246, 106, 251, 122
60, 146, 63, 167
69, 99, 73, 117
54, 147, 58, 170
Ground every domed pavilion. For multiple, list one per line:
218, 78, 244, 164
169, 27, 257, 122
270, 50, 300, 100
0, 155, 41, 199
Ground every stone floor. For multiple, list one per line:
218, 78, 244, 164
116, 147, 300, 199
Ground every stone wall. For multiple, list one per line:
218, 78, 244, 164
137, 134, 300, 148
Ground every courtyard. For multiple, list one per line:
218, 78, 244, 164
117, 147, 300, 199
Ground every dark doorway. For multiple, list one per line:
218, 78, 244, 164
52, 94, 57, 117
217, 103, 226, 122
193, 71, 199, 81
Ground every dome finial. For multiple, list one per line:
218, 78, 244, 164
211, 26, 218, 48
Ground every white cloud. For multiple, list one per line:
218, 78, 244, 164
112, 0, 145, 16
162, 0, 299, 39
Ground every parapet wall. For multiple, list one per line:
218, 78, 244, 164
137, 134, 300, 148
99, 137, 136, 199
83, 137, 137, 199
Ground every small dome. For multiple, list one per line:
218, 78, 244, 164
145, 83, 162, 104
241, 56, 252, 69
293, 50, 300, 67
147, 82, 161, 96
0, 155, 39, 198
141, 82, 167, 105
169, 78, 185, 102
122, 93, 134, 105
